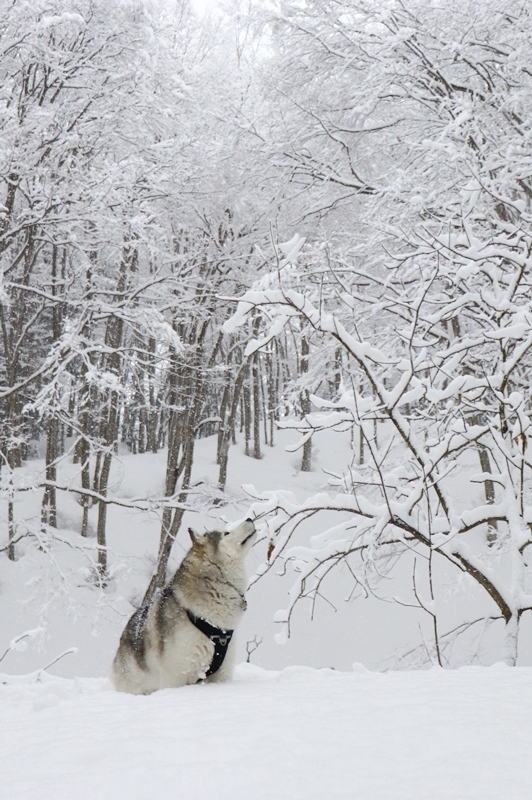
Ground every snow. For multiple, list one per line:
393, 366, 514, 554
2, 663, 531, 800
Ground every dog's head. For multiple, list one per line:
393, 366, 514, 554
188, 518, 256, 562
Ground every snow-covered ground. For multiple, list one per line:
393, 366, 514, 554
2, 663, 531, 800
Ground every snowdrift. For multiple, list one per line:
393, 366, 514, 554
2, 663, 530, 800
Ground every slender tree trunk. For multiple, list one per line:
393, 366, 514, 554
138, 405, 147, 453
41, 416, 59, 528
142, 415, 195, 606
300, 334, 312, 472
77, 261, 96, 537
261, 362, 270, 446
8, 489, 16, 561
41, 245, 63, 529
95, 448, 114, 581
358, 425, 365, 466
146, 336, 159, 454
0, 227, 39, 471
217, 360, 249, 493
243, 380, 251, 456
95, 378, 121, 581
93, 450, 102, 495
252, 352, 262, 459
268, 349, 276, 447
93, 244, 136, 581
79, 433, 92, 538
216, 368, 233, 465
478, 444, 498, 544
502, 614, 519, 666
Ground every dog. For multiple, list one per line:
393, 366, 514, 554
111, 518, 256, 694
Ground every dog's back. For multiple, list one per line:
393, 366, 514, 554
111, 519, 256, 694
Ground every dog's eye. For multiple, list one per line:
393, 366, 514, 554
224, 532, 231, 536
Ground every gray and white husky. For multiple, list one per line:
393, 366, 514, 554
111, 518, 256, 694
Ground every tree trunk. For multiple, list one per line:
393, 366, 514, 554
502, 614, 519, 666
7, 490, 16, 561
216, 367, 233, 465
41, 246, 63, 529
300, 334, 312, 472
142, 426, 195, 606
267, 346, 277, 447
217, 360, 249, 494
93, 243, 136, 580
41, 416, 59, 528
478, 444, 498, 544
95, 449, 113, 582
252, 352, 262, 459
79, 433, 92, 538
243, 381, 251, 456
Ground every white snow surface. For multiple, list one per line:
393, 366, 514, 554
2, 662, 531, 800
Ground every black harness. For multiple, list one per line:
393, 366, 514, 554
186, 609, 234, 679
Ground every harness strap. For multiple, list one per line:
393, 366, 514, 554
185, 609, 234, 679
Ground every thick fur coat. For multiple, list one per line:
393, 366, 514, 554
111, 519, 256, 694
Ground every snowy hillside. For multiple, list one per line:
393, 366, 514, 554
2, 663, 531, 800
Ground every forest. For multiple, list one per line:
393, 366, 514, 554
2, 0, 532, 672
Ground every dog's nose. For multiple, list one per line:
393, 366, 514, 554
246, 517, 254, 524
